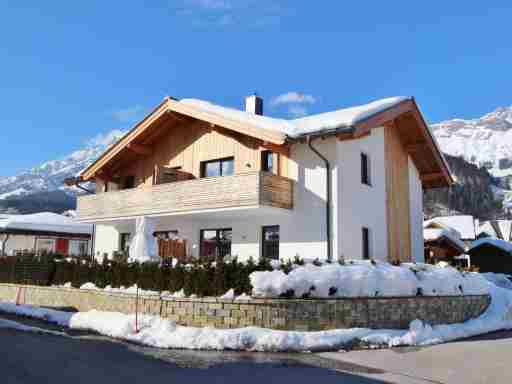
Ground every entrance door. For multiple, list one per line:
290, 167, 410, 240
262, 226, 280, 260
55, 239, 69, 255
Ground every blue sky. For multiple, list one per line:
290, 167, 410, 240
1, 1, 511, 175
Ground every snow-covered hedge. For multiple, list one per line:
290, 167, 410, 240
250, 261, 489, 298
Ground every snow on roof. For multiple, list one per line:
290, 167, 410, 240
0, 212, 92, 236
424, 215, 476, 240
424, 228, 466, 252
469, 238, 512, 253
180, 96, 410, 138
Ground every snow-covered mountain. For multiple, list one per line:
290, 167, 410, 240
0, 130, 124, 213
432, 106, 512, 181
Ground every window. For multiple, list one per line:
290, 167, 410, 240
262, 225, 280, 260
36, 238, 55, 254
153, 230, 179, 240
200, 228, 232, 259
119, 233, 131, 253
361, 153, 371, 186
362, 227, 371, 260
261, 151, 274, 172
200, 157, 234, 178
69, 240, 89, 257
122, 175, 136, 190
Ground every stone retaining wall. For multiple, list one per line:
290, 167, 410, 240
0, 284, 490, 331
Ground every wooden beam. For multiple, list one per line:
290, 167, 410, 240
420, 172, 445, 182
405, 142, 426, 153
353, 99, 415, 137
127, 143, 152, 156
336, 132, 354, 141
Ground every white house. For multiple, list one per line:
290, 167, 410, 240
71, 95, 452, 263
0, 212, 93, 257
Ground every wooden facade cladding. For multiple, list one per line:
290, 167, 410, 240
384, 124, 412, 263
77, 172, 294, 221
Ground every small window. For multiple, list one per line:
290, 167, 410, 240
261, 151, 274, 172
153, 230, 179, 240
262, 225, 280, 260
362, 227, 371, 260
361, 153, 371, 186
200, 157, 235, 178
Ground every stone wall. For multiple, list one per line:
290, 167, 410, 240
0, 284, 490, 331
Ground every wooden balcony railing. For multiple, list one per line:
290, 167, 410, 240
77, 172, 293, 221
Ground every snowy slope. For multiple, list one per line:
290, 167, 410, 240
0, 130, 124, 205
432, 106, 512, 179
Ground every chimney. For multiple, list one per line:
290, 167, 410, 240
245, 94, 263, 115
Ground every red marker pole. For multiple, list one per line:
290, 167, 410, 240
135, 284, 139, 333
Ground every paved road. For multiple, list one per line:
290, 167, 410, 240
321, 331, 512, 384
0, 325, 387, 384
2, 312, 512, 384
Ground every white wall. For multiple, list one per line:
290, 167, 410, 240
94, 224, 121, 259
408, 157, 425, 262
337, 128, 388, 261
3, 235, 35, 256
90, 129, 423, 264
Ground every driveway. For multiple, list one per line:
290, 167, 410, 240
321, 331, 512, 384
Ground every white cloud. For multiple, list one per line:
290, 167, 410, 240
111, 105, 146, 124
287, 106, 308, 118
174, 0, 285, 28
270, 92, 317, 107
86, 130, 126, 148
186, 0, 232, 10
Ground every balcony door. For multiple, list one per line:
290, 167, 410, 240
262, 225, 280, 260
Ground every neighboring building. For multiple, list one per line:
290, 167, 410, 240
423, 227, 466, 264
467, 238, 512, 274
423, 215, 476, 247
0, 212, 93, 257
72, 95, 452, 262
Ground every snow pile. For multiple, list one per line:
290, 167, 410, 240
250, 261, 489, 298
482, 273, 512, 290
0, 282, 509, 352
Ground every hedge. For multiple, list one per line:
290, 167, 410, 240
0, 254, 285, 297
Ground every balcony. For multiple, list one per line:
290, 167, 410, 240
77, 172, 294, 221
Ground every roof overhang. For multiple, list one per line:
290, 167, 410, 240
326, 98, 452, 188
80, 97, 287, 181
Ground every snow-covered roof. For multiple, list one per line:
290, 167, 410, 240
424, 228, 466, 252
469, 238, 512, 254
181, 96, 410, 138
423, 215, 476, 240
0, 212, 93, 236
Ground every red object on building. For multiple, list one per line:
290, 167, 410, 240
55, 239, 69, 255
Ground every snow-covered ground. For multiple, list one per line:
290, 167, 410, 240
0, 274, 511, 352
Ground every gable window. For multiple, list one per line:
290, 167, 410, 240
361, 153, 371, 186
262, 225, 280, 260
261, 151, 274, 172
200, 157, 235, 178
362, 227, 371, 260
200, 228, 232, 260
